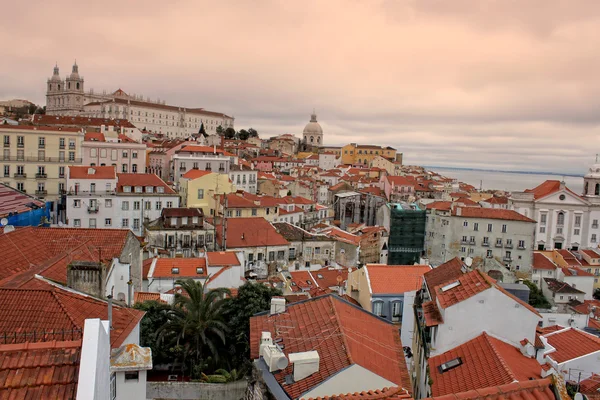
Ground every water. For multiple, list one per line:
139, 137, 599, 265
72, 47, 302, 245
429, 167, 585, 194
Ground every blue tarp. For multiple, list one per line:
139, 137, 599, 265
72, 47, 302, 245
5, 202, 51, 227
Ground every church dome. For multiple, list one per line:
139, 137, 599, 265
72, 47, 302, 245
303, 112, 323, 135
585, 163, 600, 179
51, 65, 62, 81
69, 62, 80, 80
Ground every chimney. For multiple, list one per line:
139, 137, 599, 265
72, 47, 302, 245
560, 180, 566, 190
107, 294, 113, 330
270, 297, 286, 315
289, 351, 320, 381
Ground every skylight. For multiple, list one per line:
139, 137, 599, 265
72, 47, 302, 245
438, 357, 462, 373
171, 267, 179, 274
441, 281, 461, 292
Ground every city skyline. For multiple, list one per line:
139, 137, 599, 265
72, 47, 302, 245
3, 0, 600, 173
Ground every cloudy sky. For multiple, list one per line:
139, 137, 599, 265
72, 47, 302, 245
3, 0, 600, 174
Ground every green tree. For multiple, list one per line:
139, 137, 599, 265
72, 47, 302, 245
522, 280, 551, 308
248, 128, 258, 138
135, 300, 181, 366
221, 282, 282, 369
198, 123, 206, 135
238, 129, 250, 141
157, 279, 231, 378
224, 127, 236, 139
287, 190, 292, 196
216, 125, 224, 135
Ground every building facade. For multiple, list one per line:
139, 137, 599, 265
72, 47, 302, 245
82, 131, 147, 174
302, 112, 324, 147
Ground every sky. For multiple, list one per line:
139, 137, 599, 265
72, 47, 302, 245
2, 0, 600, 174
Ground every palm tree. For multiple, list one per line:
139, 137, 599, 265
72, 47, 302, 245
158, 279, 231, 377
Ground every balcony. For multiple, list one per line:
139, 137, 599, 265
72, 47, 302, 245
481, 241, 490, 247
468, 240, 476, 245
87, 205, 99, 213
59, 144, 65, 149
461, 239, 469, 245
35, 190, 47, 196
0, 155, 82, 163
13, 173, 26, 179
503, 257, 513, 263
3, 142, 9, 148
495, 242, 503, 248
17, 143, 24, 148
594, 224, 599, 229
35, 173, 47, 179
38, 144, 45, 149
505, 243, 513, 249
518, 245, 526, 250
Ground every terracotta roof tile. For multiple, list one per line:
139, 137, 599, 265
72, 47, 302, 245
423, 258, 465, 302
151, 258, 207, 278
0, 340, 82, 399
117, 173, 175, 194
426, 201, 452, 211
533, 253, 558, 270
423, 301, 444, 326
365, 264, 431, 294
69, 165, 116, 179
182, 169, 213, 179
250, 295, 411, 399
525, 180, 582, 201
424, 379, 555, 400
306, 386, 412, 400
312, 268, 354, 289
452, 207, 536, 223
206, 251, 240, 266
543, 278, 585, 294
543, 327, 600, 363
428, 332, 542, 396
134, 291, 163, 303
84, 132, 106, 142
0, 183, 46, 218
215, 217, 289, 248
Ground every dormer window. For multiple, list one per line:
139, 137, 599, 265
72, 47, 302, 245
170, 217, 177, 226
157, 187, 164, 193
182, 217, 188, 225
123, 186, 132, 193
306, 280, 312, 285
135, 186, 143, 193
192, 217, 198, 224
171, 268, 179, 274
317, 274, 324, 279
196, 268, 204, 274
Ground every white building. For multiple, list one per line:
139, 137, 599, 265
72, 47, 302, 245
82, 131, 147, 174
302, 112, 324, 147
172, 144, 232, 184
318, 152, 338, 170
511, 164, 600, 251
66, 166, 179, 235
229, 162, 258, 194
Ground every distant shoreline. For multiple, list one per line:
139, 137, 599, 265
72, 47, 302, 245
423, 165, 583, 178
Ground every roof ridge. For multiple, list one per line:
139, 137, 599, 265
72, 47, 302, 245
330, 296, 354, 365
482, 332, 518, 382
49, 289, 80, 330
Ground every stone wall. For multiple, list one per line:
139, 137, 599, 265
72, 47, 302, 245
146, 380, 247, 400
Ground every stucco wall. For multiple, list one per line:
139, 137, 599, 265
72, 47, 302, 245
146, 380, 247, 400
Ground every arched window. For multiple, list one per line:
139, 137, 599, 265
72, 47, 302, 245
595, 184, 599, 196
357, 158, 361, 164
317, 136, 320, 143
68, 82, 71, 89
585, 182, 589, 194
391, 301, 402, 322
310, 136, 314, 143
372, 301, 384, 317
557, 212, 565, 225
58, 84, 61, 90
76, 82, 80, 90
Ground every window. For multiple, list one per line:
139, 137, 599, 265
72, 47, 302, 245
38, 150, 45, 161
197, 189, 204, 199
123, 186, 131, 193
3, 165, 8, 177
135, 186, 142, 193
156, 201, 162, 210
59, 166, 65, 178
133, 201, 140, 210
487, 224, 493, 232
68, 151, 75, 162
315, 247, 321, 255
473, 223, 479, 231
495, 238, 502, 246
105, 218, 112, 226
133, 219, 140, 230
74, 219, 81, 227
486, 249, 493, 258
574, 229, 580, 236
69, 139, 75, 149
16, 149, 23, 160
557, 212, 565, 225
463, 221, 468, 227
235, 210, 242, 217
38, 137, 45, 148
122, 201, 129, 210
540, 214, 547, 224
122, 218, 129, 228
540, 226, 546, 233
124, 371, 139, 381
89, 218, 97, 228
483, 237, 489, 245
373, 302, 383, 316
2, 136, 9, 146
252, 208, 257, 216
502, 224, 507, 233
166, 201, 173, 208
505, 251, 512, 260
17, 182, 24, 191
90, 183, 96, 193
518, 240, 525, 249
122, 151, 128, 158
557, 227, 563, 234
593, 234, 597, 243
110, 373, 116, 400
122, 164, 128, 173
594, 219, 599, 228
461, 246, 466, 253
132, 164, 137, 173
392, 302, 402, 320
17, 136, 24, 147
575, 215, 582, 227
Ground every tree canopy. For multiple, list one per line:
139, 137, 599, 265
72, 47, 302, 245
523, 280, 552, 309
224, 127, 236, 139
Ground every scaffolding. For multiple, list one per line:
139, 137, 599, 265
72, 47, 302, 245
387, 202, 426, 265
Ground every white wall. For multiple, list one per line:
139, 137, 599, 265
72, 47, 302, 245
115, 370, 147, 400
564, 275, 595, 300
401, 290, 417, 355
77, 319, 111, 400
540, 312, 588, 329
105, 259, 132, 304
557, 350, 600, 382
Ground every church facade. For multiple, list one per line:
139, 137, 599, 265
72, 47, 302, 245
46, 62, 234, 138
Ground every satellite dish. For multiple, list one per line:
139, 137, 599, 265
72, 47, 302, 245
0, 218, 7, 226
3, 225, 15, 233
574, 393, 584, 400
465, 257, 473, 267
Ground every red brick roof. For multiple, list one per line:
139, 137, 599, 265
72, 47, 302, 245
313, 268, 354, 288
543, 327, 600, 363
207, 251, 240, 266
249, 295, 411, 399
452, 207, 536, 223
0, 183, 46, 218
182, 169, 213, 179
69, 165, 116, 180
117, 173, 175, 194
428, 332, 542, 396
424, 379, 555, 400
525, 180, 582, 200
0, 280, 144, 348
426, 201, 452, 211
423, 258, 465, 302
306, 386, 412, 400
365, 265, 431, 294
151, 258, 207, 278
533, 253, 558, 270
215, 217, 288, 248
84, 131, 106, 142
422, 301, 444, 327
134, 291, 163, 303
0, 340, 82, 399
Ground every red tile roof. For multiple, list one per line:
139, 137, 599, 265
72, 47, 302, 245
582, 249, 600, 258
321, 227, 361, 246
483, 196, 509, 204
215, 217, 289, 248
543, 278, 585, 294
177, 145, 224, 154
422, 301, 444, 327
116, 173, 175, 194
525, 180, 582, 200
313, 268, 354, 288
182, 169, 213, 179
306, 386, 412, 400
0, 183, 46, 218
452, 207, 536, 223
0, 280, 144, 348
543, 327, 600, 363
386, 176, 415, 187
533, 253, 558, 270
84, 131, 106, 142
249, 295, 411, 399
288, 271, 318, 292
207, 251, 240, 266
426, 201, 452, 211
134, 291, 163, 303
151, 258, 207, 278
69, 165, 116, 179
428, 332, 542, 396
0, 340, 82, 399
424, 379, 555, 400
366, 265, 431, 294
423, 258, 465, 302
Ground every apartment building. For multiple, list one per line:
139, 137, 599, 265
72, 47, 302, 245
1, 125, 83, 200
340, 143, 399, 166
172, 144, 231, 185
81, 131, 147, 173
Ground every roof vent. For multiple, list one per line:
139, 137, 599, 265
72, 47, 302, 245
438, 357, 462, 373
262, 343, 289, 372
289, 351, 320, 381
441, 281, 461, 292
270, 297, 286, 315
88, 168, 95, 175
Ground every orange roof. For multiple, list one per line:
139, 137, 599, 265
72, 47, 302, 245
84, 132, 106, 142
386, 176, 415, 186
423, 258, 465, 302
182, 169, 212, 179
250, 295, 411, 399
533, 253, 558, 270
366, 264, 431, 294
134, 291, 163, 303
206, 251, 240, 266
215, 217, 289, 248
178, 145, 224, 154
525, 180, 582, 201
69, 165, 116, 179
288, 271, 318, 292
453, 207, 536, 223
582, 249, 600, 258
117, 173, 175, 194
422, 301, 444, 326
543, 327, 600, 363
151, 258, 207, 278
428, 332, 542, 396
306, 386, 411, 400
321, 227, 361, 246
426, 201, 452, 211
424, 379, 555, 400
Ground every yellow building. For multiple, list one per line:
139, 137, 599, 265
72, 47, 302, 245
179, 169, 235, 216
341, 143, 397, 166
1, 125, 84, 200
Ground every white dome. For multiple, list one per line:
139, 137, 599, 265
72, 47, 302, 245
585, 163, 600, 178
303, 112, 323, 135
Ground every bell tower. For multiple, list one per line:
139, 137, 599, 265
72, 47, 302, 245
46, 64, 65, 115
64, 61, 85, 115
583, 155, 600, 197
